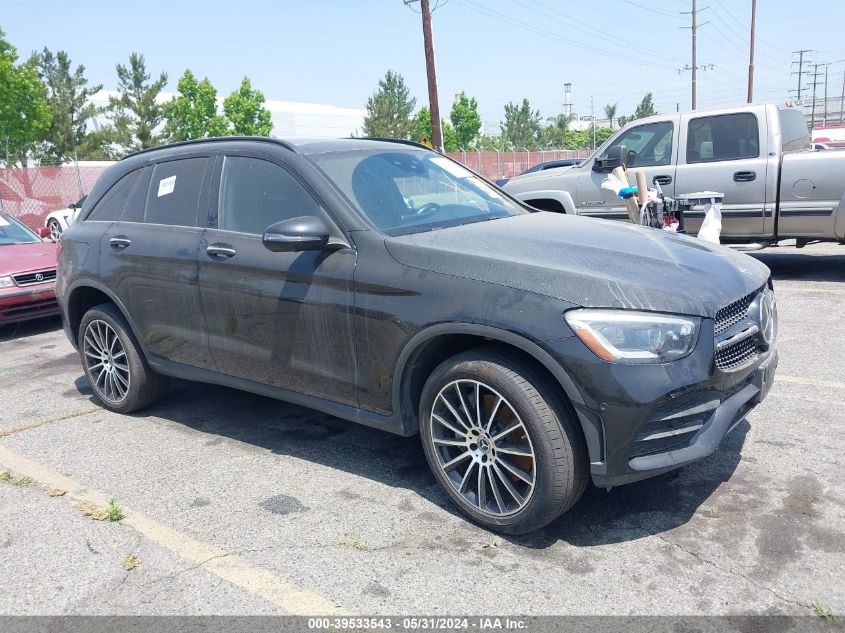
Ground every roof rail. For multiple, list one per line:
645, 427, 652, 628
120, 136, 298, 161
357, 137, 437, 151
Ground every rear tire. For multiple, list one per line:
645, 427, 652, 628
78, 303, 170, 414
419, 348, 587, 534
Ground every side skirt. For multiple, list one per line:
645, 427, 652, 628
147, 357, 412, 437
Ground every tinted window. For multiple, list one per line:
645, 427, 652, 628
144, 158, 208, 226
310, 149, 524, 235
687, 113, 759, 163
218, 157, 323, 235
87, 168, 144, 221
779, 107, 810, 152
613, 121, 674, 167
120, 167, 151, 223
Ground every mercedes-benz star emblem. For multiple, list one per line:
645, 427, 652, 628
35, 273, 44, 282
759, 292, 775, 346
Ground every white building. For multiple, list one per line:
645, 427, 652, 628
87, 91, 366, 138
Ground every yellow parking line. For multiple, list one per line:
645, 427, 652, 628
0, 445, 345, 616
776, 374, 845, 390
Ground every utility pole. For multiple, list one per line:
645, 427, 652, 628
839, 70, 844, 124
420, 0, 442, 151
591, 96, 596, 150
681, 0, 708, 110
824, 64, 829, 125
747, 0, 756, 103
810, 63, 822, 129
791, 50, 813, 104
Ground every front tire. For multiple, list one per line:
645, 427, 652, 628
78, 303, 170, 414
419, 348, 587, 535
47, 219, 62, 241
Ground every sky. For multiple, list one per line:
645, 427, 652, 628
3, 0, 845, 133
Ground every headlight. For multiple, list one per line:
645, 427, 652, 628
0, 276, 14, 288
564, 309, 700, 364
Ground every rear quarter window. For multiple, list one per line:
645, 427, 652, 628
144, 157, 209, 227
779, 108, 811, 152
87, 168, 145, 222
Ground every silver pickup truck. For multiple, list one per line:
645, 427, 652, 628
504, 103, 845, 247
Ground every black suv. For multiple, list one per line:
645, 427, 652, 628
57, 137, 778, 534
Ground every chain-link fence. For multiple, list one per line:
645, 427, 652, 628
0, 161, 113, 231
445, 149, 592, 183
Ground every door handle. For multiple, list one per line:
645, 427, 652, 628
653, 174, 672, 186
733, 170, 756, 182
206, 245, 237, 259
109, 237, 131, 248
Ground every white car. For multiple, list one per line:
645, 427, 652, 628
44, 195, 86, 241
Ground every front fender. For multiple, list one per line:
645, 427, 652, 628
510, 189, 577, 214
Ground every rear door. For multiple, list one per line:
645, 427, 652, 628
197, 153, 358, 406
673, 112, 774, 237
576, 120, 677, 219
101, 155, 214, 368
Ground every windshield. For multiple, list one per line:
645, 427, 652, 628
0, 213, 40, 245
309, 148, 526, 235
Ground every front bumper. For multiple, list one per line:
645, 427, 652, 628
0, 285, 60, 325
546, 319, 778, 488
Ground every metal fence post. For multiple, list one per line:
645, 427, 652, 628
496, 151, 502, 181
74, 153, 84, 198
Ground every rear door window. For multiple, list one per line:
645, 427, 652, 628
687, 113, 759, 163
218, 156, 323, 235
144, 158, 209, 227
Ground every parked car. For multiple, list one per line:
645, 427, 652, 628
813, 142, 831, 150
0, 211, 59, 326
496, 158, 583, 187
57, 137, 778, 534
44, 195, 87, 241
504, 103, 845, 248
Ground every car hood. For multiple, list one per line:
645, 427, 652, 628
384, 212, 770, 318
0, 242, 58, 277
505, 165, 576, 186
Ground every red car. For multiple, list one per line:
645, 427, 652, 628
0, 211, 60, 326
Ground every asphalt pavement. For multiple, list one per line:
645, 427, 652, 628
0, 242, 842, 618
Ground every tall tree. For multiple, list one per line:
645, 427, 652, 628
163, 70, 227, 141
633, 93, 657, 120
108, 53, 168, 153
501, 99, 542, 150
542, 113, 575, 148
449, 92, 481, 149
362, 70, 416, 139
30, 48, 102, 162
0, 28, 50, 163
411, 106, 459, 151
223, 77, 272, 136
603, 102, 618, 128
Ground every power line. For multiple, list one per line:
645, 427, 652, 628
452, 0, 676, 69
620, 0, 684, 19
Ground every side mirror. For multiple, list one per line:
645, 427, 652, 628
37, 227, 52, 239
68, 203, 76, 209
593, 144, 628, 173
262, 216, 330, 253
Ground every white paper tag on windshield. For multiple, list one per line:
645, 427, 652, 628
157, 175, 176, 197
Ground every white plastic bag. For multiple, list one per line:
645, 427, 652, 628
698, 199, 722, 244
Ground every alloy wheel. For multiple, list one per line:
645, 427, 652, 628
48, 220, 62, 241
429, 379, 536, 517
83, 319, 130, 404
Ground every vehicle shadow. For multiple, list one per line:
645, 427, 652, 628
0, 315, 63, 343
70, 374, 748, 549
749, 248, 845, 282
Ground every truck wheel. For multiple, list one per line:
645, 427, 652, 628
419, 348, 587, 534
78, 303, 170, 414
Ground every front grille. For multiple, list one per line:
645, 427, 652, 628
715, 335, 758, 370
714, 289, 757, 335
12, 269, 56, 286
